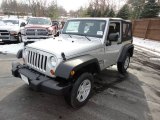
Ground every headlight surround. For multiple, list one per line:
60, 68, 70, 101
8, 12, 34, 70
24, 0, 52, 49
23, 49, 28, 58
48, 27, 54, 35
10, 31, 18, 35
48, 30, 53, 35
50, 56, 57, 67
21, 29, 26, 35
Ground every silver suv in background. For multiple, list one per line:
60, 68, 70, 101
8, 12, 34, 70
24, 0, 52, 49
21, 17, 56, 45
0, 19, 26, 43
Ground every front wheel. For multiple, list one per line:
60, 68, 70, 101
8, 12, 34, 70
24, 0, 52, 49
65, 73, 93, 108
117, 53, 130, 74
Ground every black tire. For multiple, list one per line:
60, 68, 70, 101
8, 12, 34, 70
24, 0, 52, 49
65, 73, 94, 108
18, 33, 22, 43
117, 53, 130, 74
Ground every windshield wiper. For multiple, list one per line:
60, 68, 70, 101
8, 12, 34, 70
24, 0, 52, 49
84, 36, 91, 41
68, 34, 72, 38
63, 33, 72, 38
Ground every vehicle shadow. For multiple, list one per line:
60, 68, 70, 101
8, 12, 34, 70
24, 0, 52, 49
0, 69, 153, 120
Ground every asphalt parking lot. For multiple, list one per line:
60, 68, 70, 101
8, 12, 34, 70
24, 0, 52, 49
0, 46, 160, 120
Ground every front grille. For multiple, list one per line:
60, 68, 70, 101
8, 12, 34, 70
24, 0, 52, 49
26, 29, 35, 35
0, 36, 10, 39
0, 30, 8, 32
27, 50, 47, 71
0, 30, 10, 36
26, 29, 48, 36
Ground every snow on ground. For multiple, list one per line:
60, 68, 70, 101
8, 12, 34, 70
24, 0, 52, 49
133, 37, 160, 53
0, 43, 24, 55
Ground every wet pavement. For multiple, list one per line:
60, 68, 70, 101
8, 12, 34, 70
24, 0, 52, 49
0, 46, 160, 120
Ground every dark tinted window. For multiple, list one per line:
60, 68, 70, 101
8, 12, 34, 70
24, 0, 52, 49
122, 22, 132, 41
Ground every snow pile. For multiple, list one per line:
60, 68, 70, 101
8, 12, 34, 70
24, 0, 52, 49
0, 43, 24, 54
133, 37, 160, 53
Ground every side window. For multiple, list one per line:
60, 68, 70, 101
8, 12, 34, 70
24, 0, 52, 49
122, 22, 132, 41
107, 22, 120, 40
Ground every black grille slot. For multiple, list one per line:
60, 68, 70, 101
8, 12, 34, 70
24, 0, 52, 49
44, 56, 47, 70
26, 29, 35, 35
0, 30, 8, 32
37, 29, 48, 35
0, 30, 10, 40
1, 33, 9, 35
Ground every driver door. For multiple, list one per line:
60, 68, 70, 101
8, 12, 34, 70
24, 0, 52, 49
103, 21, 123, 68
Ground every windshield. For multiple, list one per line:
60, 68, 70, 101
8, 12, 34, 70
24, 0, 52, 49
28, 18, 52, 25
62, 20, 106, 38
3, 20, 19, 26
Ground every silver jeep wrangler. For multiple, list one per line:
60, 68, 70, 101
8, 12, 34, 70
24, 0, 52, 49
12, 18, 134, 108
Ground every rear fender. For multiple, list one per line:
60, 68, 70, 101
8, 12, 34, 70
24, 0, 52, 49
118, 44, 134, 63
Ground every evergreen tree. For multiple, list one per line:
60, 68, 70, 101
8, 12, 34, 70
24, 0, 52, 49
102, 7, 110, 17
86, 4, 94, 17
117, 4, 130, 19
128, 0, 145, 19
140, 0, 160, 18
107, 8, 115, 17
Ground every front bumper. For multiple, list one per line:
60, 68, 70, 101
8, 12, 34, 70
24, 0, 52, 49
11, 62, 71, 95
0, 34, 18, 42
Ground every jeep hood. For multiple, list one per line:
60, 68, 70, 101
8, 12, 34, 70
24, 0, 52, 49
27, 36, 102, 59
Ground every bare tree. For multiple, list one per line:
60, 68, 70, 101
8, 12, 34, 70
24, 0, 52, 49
0, 0, 67, 18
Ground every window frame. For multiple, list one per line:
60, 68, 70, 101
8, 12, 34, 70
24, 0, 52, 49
122, 21, 132, 42
106, 20, 122, 44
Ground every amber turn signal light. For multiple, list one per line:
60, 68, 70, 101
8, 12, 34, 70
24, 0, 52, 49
70, 70, 75, 76
50, 69, 55, 75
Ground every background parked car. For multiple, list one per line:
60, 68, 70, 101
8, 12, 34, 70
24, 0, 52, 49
0, 18, 26, 43
21, 17, 57, 45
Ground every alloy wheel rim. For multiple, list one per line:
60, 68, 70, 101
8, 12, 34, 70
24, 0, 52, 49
124, 56, 130, 70
76, 79, 91, 102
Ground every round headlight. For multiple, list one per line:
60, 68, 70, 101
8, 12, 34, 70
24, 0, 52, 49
50, 56, 57, 67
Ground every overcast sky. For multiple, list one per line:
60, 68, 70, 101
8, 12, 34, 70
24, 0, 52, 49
54, 0, 124, 12
56, 0, 89, 12
0, 0, 124, 12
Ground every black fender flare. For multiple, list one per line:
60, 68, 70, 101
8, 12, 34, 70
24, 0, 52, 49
16, 49, 23, 59
55, 55, 100, 79
118, 43, 134, 63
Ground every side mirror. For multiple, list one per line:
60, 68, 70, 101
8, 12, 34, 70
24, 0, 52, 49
109, 33, 119, 42
20, 22, 26, 27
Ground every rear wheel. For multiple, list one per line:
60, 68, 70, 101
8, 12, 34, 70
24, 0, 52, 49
65, 73, 93, 108
117, 53, 130, 74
